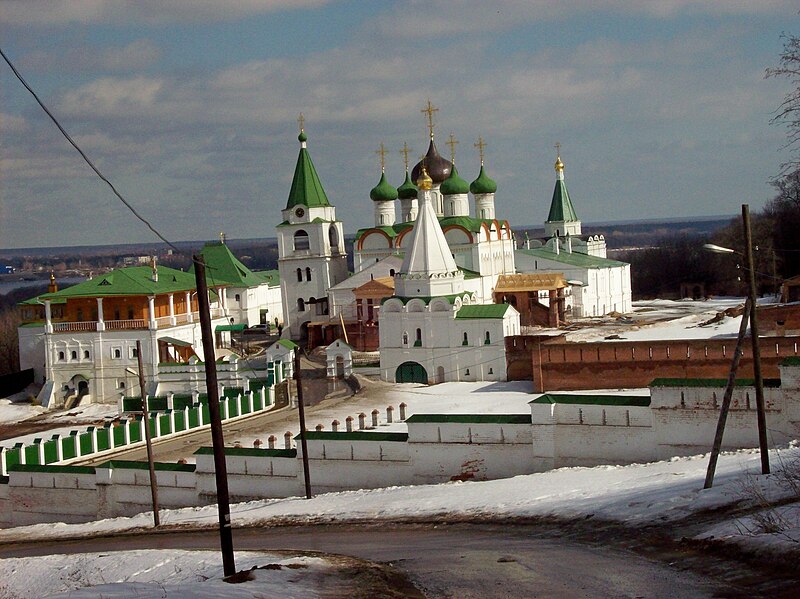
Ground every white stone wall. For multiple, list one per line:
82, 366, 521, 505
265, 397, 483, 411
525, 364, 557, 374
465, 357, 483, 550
96, 465, 197, 519
8, 469, 98, 526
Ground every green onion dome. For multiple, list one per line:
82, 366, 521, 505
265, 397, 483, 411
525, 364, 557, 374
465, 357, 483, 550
470, 164, 497, 194
298, 130, 308, 143
370, 172, 398, 202
397, 170, 418, 200
440, 164, 469, 195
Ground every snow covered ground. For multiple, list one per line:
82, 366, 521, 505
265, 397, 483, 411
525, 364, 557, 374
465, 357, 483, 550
1, 443, 798, 597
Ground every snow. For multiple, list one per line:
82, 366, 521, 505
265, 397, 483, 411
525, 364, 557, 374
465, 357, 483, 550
0, 398, 45, 424
0, 550, 334, 598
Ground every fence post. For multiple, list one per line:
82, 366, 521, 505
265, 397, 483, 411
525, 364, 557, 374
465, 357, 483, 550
167, 392, 175, 411
154, 414, 162, 438
399, 402, 407, 421
53, 434, 63, 462
284, 431, 292, 449
331, 419, 340, 432
0, 447, 6, 476
346, 416, 353, 432
169, 409, 177, 434
315, 424, 324, 432
268, 435, 276, 449
107, 423, 116, 449
34, 438, 45, 465
386, 405, 394, 423
88, 427, 98, 454
371, 409, 379, 428
70, 431, 80, 458
184, 406, 191, 430
358, 413, 366, 430
123, 419, 131, 445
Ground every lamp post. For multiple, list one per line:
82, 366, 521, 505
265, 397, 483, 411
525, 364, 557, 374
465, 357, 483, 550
703, 203, 769, 475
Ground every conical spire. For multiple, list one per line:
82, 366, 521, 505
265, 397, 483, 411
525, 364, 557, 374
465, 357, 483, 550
395, 167, 463, 297
546, 153, 577, 223
285, 123, 331, 210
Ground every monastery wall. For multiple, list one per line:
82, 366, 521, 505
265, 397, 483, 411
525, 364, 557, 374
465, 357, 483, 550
507, 334, 800, 392
96, 462, 197, 519
7, 465, 98, 526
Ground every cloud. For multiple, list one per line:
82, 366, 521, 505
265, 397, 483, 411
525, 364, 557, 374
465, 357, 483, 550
60, 77, 164, 117
0, 0, 330, 26
20, 40, 162, 74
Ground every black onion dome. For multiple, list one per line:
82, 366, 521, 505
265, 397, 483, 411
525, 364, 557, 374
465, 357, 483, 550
411, 139, 452, 184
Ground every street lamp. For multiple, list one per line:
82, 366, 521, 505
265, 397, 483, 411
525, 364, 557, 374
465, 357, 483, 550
703, 204, 769, 479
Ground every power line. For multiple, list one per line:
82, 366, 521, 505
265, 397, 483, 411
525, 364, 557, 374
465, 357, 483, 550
0, 46, 182, 255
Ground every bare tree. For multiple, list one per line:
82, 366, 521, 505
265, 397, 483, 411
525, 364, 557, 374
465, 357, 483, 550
0, 308, 21, 376
766, 32, 800, 175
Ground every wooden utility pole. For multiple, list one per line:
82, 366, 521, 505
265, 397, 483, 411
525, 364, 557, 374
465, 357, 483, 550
294, 350, 312, 499
135, 339, 160, 526
704, 299, 751, 488
742, 204, 770, 474
193, 255, 236, 577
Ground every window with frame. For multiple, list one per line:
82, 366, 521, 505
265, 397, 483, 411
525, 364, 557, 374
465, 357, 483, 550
112, 347, 122, 359
293, 230, 310, 251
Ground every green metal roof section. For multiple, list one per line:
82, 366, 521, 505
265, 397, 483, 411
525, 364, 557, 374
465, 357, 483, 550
531, 394, 652, 407
193, 242, 266, 288
354, 222, 413, 241
650, 378, 781, 388
517, 247, 628, 269
547, 178, 578, 223
286, 133, 331, 209
277, 339, 299, 350
406, 414, 530, 424
195, 446, 297, 458
397, 170, 418, 200
455, 303, 512, 319
470, 164, 497, 194
440, 215, 492, 233
256, 269, 280, 286
36, 266, 197, 301
441, 164, 470, 195
382, 292, 473, 306
781, 356, 800, 366
370, 172, 399, 202
300, 430, 409, 442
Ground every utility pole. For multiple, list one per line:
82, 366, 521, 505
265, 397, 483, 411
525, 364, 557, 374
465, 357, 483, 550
704, 299, 751, 488
742, 204, 770, 475
193, 255, 236, 576
135, 339, 160, 526
294, 350, 312, 499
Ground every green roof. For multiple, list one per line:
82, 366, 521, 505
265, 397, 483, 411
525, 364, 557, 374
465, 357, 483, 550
193, 242, 267, 288
397, 170, 418, 200
455, 303, 512, 319
34, 266, 197, 301
470, 164, 497, 194
406, 414, 530, 424
8, 464, 96, 475
286, 134, 331, 209
256, 269, 280, 286
354, 223, 413, 241
277, 339, 299, 350
650, 378, 781, 388
300, 431, 409, 442
441, 164, 470, 195
546, 178, 578, 223
517, 247, 627, 268
384, 292, 473, 306
216, 323, 246, 332
370, 171, 398, 202
195, 446, 297, 458
532, 394, 651, 407
781, 356, 800, 367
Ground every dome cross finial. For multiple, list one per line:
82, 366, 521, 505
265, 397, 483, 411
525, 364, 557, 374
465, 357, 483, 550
446, 132, 459, 164
421, 99, 439, 140
400, 142, 412, 171
297, 113, 305, 133
375, 142, 387, 172
474, 136, 487, 166
554, 142, 564, 174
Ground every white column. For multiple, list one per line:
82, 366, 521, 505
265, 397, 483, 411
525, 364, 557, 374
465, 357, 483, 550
148, 296, 157, 329
217, 287, 227, 314
168, 293, 176, 326
185, 291, 193, 323
96, 297, 105, 331
44, 300, 53, 333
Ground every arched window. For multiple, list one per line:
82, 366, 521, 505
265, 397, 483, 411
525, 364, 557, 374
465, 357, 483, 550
414, 328, 422, 347
389, 269, 395, 276
328, 225, 339, 249
58, 351, 65, 361
71, 350, 77, 360
380, 214, 385, 225
481, 209, 486, 218
462, 332, 468, 346
293, 230, 310, 251
402, 331, 409, 346
305, 267, 312, 281
234, 294, 240, 302
484, 331, 491, 345
114, 348, 121, 359
297, 298, 305, 312
83, 350, 90, 359
296, 268, 303, 282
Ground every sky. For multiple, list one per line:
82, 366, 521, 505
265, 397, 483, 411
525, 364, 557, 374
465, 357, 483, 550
0, 0, 797, 250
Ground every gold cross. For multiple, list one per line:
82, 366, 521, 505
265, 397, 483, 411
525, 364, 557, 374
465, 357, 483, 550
400, 142, 412, 171
554, 141, 561, 157
219, 231, 226, 244
446, 132, 459, 164
421, 99, 439, 139
375, 143, 387, 172
297, 113, 305, 132
474, 136, 487, 165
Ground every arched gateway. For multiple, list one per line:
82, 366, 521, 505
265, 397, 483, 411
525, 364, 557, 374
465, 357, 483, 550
395, 361, 428, 384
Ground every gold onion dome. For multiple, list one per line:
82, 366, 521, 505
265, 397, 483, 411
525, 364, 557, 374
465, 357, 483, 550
417, 165, 433, 190
555, 155, 564, 173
